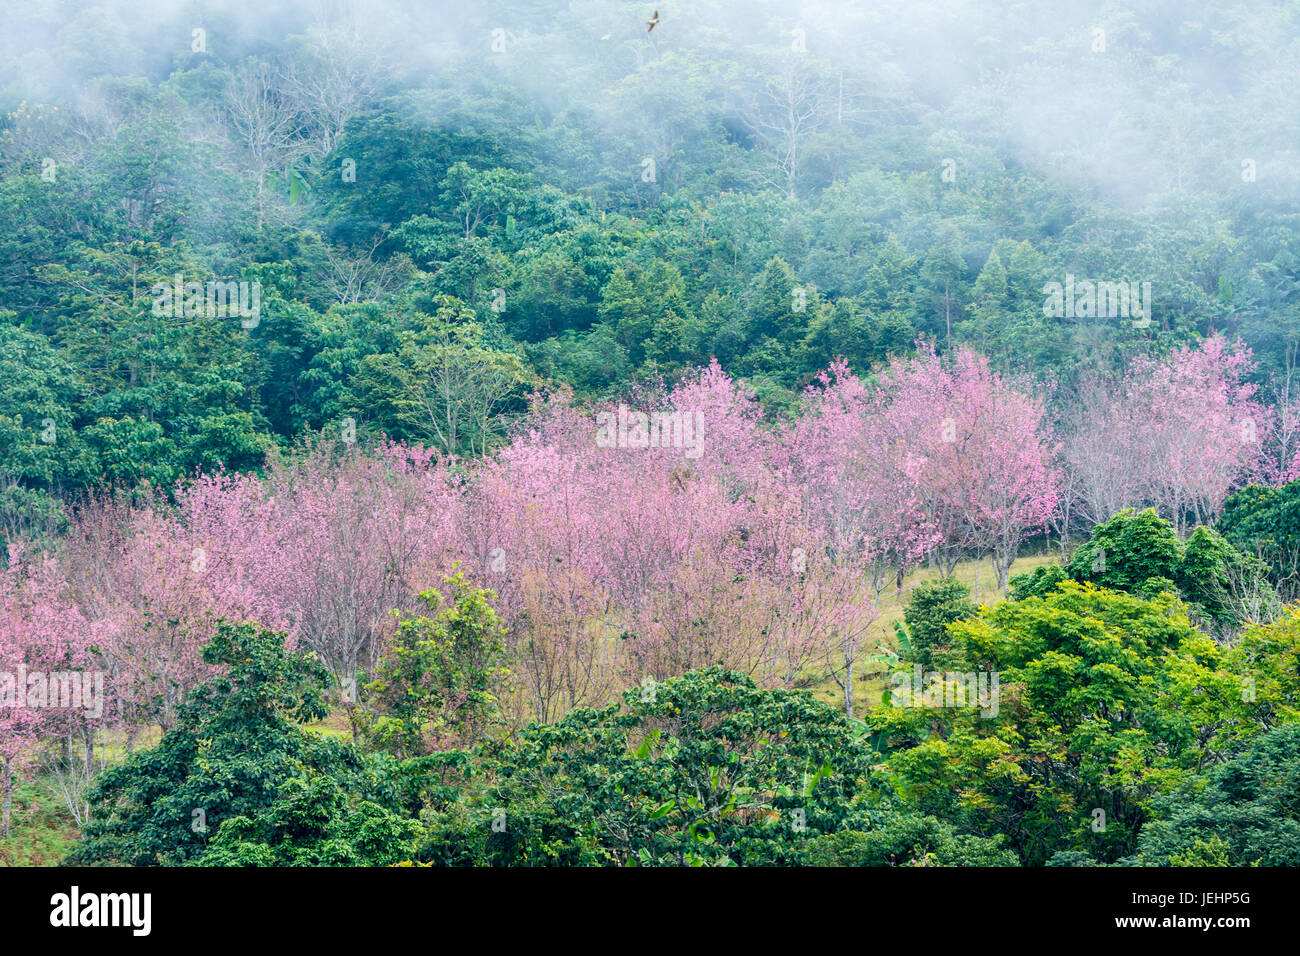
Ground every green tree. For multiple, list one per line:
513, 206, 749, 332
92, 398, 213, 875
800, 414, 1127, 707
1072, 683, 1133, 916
900, 579, 978, 668
876, 582, 1259, 864
365, 571, 510, 757
69, 621, 387, 866
748, 256, 810, 349
597, 261, 698, 369
1012, 508, 1277, 630
806, 813, 1018, 867
418, 668, 883, 866
194, 774, 417, 867
1218, 481, 1300, 596
0, 322, 95, 490
351, 299, 531, 456
1137, 724, 1300, 866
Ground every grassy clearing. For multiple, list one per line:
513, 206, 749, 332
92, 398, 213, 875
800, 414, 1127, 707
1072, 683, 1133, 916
0, 725, 165, 866
0, 777, 79, 866
304, 709, 358, 739
805, 549, 1059, 716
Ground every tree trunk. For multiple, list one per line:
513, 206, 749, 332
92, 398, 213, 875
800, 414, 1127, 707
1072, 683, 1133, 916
995, 545, 1015, 593
340, 660, 362, 744
945, 282, 952, 350
841, 658, 854, 721
940, 549, 961, 579
1, 761, 12, 839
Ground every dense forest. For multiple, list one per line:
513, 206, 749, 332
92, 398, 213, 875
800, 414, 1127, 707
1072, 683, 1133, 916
3, 0, 1300, 869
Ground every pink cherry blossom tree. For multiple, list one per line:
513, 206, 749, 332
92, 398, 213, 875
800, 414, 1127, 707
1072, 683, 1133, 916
877, 345, 1060, 591
785, 361, 937, 717
6, 336, 1280, 756
457, 369, 780, 724
176, 441, 456, 722
0, 545, 94, 837
1064, 336, 1269, 533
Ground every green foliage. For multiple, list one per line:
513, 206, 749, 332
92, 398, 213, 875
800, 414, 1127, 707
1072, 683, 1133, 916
900, 580, 979, 668
1218, 481, 1300, 594
194, 775, 417, 867
875, 582, 1262, 865
417, 668, 885, 866
61, 596, 1300, 868
1227, 607, 1300, 728
1044, 850, 1105, 867
0, 777, 79, 866
365, 571, 511, 757
1021, 509, 1277, 630
0, 323, 95, 490
1177, 525, 1277, 626
1065, 509, 1183, 592
1137, 724, 1300, 866
69, 621, 400, 866
351, 310, 531, 456
1008, 564, 1067, 602
2, 0, 1300, 498
806, 813, 1018, 867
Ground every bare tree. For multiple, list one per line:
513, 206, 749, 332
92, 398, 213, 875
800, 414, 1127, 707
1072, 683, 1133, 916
47, 734, 108, 828
1269, 342, 1300, 477
739, 57, 832, 199
224, 59, 309, 229
321, 232, 414, 304
281, 17, 388, 158
1209, 555, 1283, 638
1063, 373, 1146, 526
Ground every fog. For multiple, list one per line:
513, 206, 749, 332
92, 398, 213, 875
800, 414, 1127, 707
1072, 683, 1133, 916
4, 0, 1296, 211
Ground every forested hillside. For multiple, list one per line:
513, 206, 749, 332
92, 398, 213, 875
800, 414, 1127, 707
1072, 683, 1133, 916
3, 0, 1300, 870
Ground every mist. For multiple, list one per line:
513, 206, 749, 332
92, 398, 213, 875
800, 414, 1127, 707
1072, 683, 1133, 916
5, 0, 1296, 213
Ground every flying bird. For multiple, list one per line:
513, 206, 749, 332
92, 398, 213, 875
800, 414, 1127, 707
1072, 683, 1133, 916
647, 10, 660, 32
